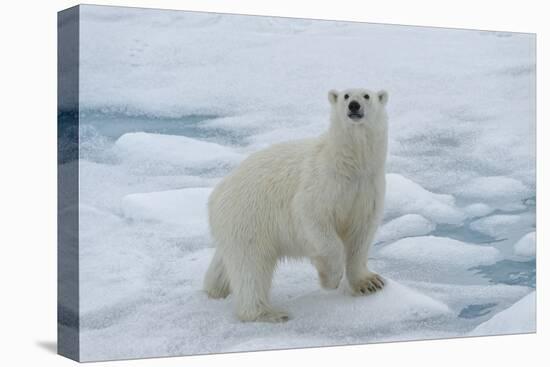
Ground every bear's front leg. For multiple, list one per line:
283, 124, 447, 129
348, 268, 385, 295
345, 226, 385, 296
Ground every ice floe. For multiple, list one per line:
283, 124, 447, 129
376, 214, 435, 243
385, 174, 465, 225
469, 214, 522, 239
463, 203, 493, 218
470, 292, 535, 336
378, 236, 500, 268
79, 248, 452, 361
513, 232, 536, 259
455, 176, 530, 210
115, 132, 244, 173
121, 188, 212, 237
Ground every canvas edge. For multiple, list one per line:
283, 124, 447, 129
57, 4, 81, 362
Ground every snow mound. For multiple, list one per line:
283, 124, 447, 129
385, 173, 465, 225
121, 188, 212, 237
79, 248, 452, 361
376, 214, 435, 243
286, 279, 451, 333
514, 232, 536, 258
402, 281, 532, 315
463, 203, 493, 218
79, 204, 124, 237
115, 132, 244, 171
470, 292, 535, 336
378, 236, 500, 268
455, 176, 530, 210
469, 214, 522, 238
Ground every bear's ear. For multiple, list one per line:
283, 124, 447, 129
328, 90, 339, 105
377, 90, 389, 106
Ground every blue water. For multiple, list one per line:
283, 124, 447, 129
458, 303, 498, 319
80, 110, 245, 145
471, 259, 536, 288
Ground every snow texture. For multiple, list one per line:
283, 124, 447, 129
378, 236, 500, 268
71, 4, 536, 361
79, 248, 453, 361
115, 132, 244, 174
121, 188, 212, 237
385, 174, 465, 225
463, 203, 493, 218
469, 214, 523, 238
376, 214, 435, 243
513, 232, 536, 259
470, 292, 536, 336
455, 176, 531, 210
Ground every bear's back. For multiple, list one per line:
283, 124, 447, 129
208, 138, 319, 248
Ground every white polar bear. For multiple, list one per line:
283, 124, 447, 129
204, 88, 389, 322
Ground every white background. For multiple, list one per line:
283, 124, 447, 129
0, 0, 546, 366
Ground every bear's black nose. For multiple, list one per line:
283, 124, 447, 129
348, 101, 361, 112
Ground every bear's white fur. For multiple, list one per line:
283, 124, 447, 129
204, 88, 389, 322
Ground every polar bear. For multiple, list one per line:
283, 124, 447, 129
204, 88, 389, 322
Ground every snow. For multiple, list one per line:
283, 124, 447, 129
121, 188, 212, 237
78, 159, 218, 212
470, 292, 536, 336
78, 4, 536, 196
402, 281, 531, 314
376, 214, 435, 243
70, 4, 536, 361
378, 236, 500, 268
455, 176, 531, 210
385, 174, 465, 225
115, 132, 244, 173
469, 214, 522, 238
285, 278, 451, 329
79, 248, 452, 361
513, 232, 536, 258
463, 203, 493, 218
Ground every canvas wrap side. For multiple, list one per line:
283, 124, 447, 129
57, 5, 80, 362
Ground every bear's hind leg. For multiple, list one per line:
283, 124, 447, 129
312, 255, 344, 290
223, 246, 289, 323
204, 249, 231, 299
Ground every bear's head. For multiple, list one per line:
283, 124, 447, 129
328, 88, 388, 127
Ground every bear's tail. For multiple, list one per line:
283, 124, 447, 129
204, 249, 231, 299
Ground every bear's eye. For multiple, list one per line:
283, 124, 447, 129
364, 94, 370, 100
344, 94, 349, 100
